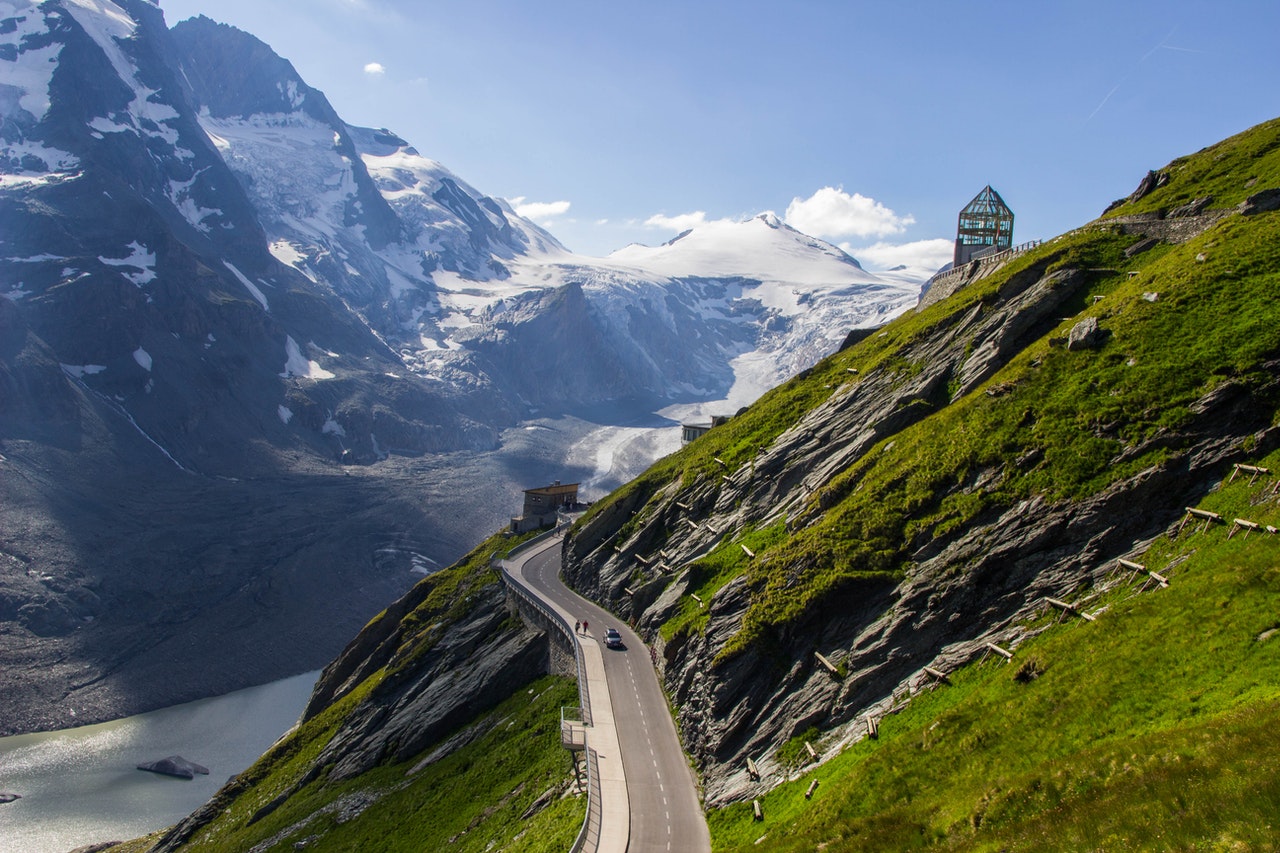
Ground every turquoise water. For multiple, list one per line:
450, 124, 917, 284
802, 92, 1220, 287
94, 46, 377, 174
0, 671, 318, 853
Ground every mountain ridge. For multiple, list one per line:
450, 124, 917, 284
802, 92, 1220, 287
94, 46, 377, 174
0, 0, 921, 733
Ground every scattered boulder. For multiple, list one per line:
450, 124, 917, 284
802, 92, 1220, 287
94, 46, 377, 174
137, 755, 210, 779
0, 792, 21, 804
1067, 317, 1107, 351
1124, 236, 1161, 258
1127, 170, 1170, 204
519, 786, 557, 819
1240, 188, 1280, 215
1168, 196, 1212, 218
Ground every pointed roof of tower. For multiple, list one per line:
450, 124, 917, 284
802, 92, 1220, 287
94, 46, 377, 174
961, 185, 1012, 217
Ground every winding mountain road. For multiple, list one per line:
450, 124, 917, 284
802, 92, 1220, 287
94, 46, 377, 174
505, 535, 710, 853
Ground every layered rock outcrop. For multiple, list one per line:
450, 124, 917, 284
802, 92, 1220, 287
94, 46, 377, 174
562, 218, 1280, 804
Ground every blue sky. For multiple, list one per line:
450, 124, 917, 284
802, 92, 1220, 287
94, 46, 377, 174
158, 0, 1280, 268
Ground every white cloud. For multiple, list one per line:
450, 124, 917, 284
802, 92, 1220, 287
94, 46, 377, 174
363, 62, 386, 76
644, 211, 708, 231
842, 238, 954, 273
511, 198, 571, 220
785, 187, 914, 240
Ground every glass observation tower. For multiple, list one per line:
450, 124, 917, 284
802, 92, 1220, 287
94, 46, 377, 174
954, 185, 1014, 266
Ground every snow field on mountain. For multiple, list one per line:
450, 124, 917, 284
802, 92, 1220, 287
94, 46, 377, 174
99, 241, 155, 285
1, 2, 63, 118
281, 336, 335, 380
203, 113, 359, 243
63, 0, 185, 149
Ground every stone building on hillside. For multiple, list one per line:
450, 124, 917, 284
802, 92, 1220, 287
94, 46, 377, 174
681, 415, 730, 445
954, 185, 1014, 266
511, 481, 580, 534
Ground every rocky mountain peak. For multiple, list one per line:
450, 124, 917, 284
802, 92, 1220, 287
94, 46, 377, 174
168, 15, 313, 120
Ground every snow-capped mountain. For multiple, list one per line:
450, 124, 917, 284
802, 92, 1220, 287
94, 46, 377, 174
0, 1, 922, 732
609, 212, 873, 283
168, 15, 919, 414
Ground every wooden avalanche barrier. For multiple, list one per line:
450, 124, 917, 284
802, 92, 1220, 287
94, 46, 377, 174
1230, 463, 1271, 484
814, 651, 841, 678
984, 641, 1014, 662
1229, 518, 1262, 539
923, 666, 949, 683
1046, 597, 1096, 622
1178, 507, 1223, 535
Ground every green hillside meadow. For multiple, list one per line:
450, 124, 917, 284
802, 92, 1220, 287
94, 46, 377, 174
709, 454, 1280, 850
115, 533, 585, 853
589, 115, 1280, 849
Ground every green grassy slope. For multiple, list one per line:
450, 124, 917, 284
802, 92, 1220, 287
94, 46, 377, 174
570, 115, 1280, 848
173, 675, 582, 853
582, 116, 1280, 665
708, 450, 1280, 850
125, 532, 585, 853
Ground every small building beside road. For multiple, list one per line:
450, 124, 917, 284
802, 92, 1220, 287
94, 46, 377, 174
511, 481, 580, 534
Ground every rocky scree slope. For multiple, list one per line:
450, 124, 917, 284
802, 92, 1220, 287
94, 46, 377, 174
562, 116, 1280, 805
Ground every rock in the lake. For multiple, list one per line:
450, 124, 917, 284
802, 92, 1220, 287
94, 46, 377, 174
137, 756, 210, 779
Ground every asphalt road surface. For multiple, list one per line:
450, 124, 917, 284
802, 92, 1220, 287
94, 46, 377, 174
518, 540, 711, 853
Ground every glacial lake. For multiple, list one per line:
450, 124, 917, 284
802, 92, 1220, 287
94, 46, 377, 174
0, 670, 319, 853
